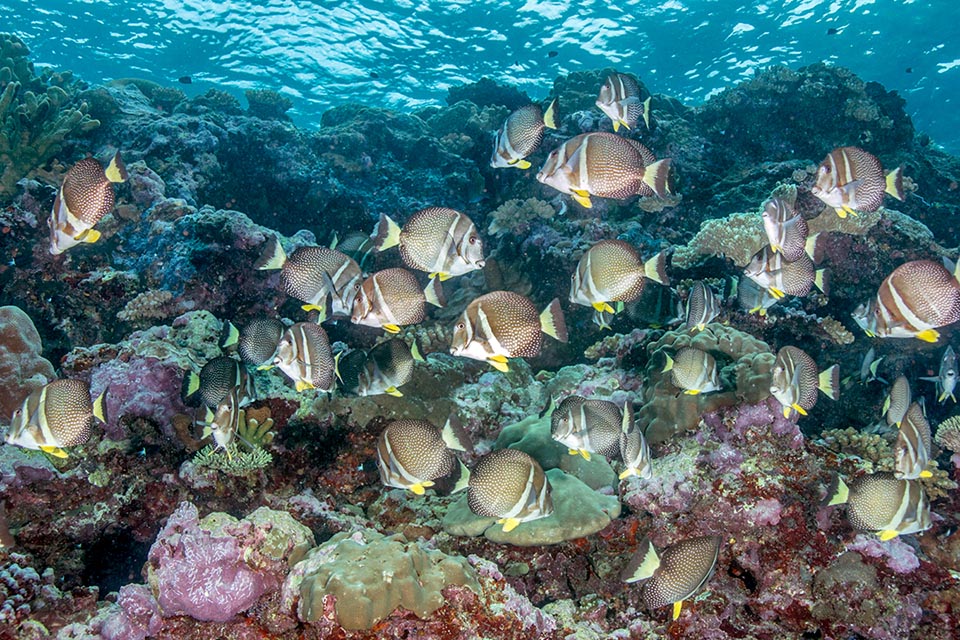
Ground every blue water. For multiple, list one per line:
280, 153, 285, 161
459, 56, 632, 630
4, 0, 960, 152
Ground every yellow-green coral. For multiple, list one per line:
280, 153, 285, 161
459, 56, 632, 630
819, 427, 893, 473
193, 442, 273, 476
672, 211, 765, 269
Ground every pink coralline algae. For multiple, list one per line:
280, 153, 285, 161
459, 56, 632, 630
90, 355, 189, 440
146, 502, 268, 622
100, 584, 163, 640
847, 533, 921, 574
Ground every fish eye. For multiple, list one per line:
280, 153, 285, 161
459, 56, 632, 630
457, 322, 465, 329
468, 236, 478, 245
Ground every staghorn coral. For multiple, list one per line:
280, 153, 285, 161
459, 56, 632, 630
283, 528, 480, 630
487, 197, 556, 237
0, 33, 100, 197
820, 316, 855, 345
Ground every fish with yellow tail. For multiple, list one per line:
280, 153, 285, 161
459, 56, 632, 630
490, 100, 557, 169
351, 268, 444, 334
371, 208, 485, 280
220, 316, 284, 366
49, 151, 128, 255
450, 291, 567, 372
824, 472, 931, 540
811, 146, 905, 218
761, 196, 809, 262
570, 240, 667, 317
376, 417, 470, 496
743, 238, 826, 300
662, 347, 721, 395
466, 448, 553, 532
549, 395, 622, 461
181, 355, 254, 409
894, 402, 935, 480
769, 346, 839, 419
736, 276, 779, 317
596, 72, 651, 131
357, 338, 423, 397
6, 380, 106, 458
852, 259, 960, 343
621, 536, 721, 621
199, 386, 242, 459
684, 281, 721, 332
883, 375, 911, 427
618, 402, 652, 480
255, 237, 362, 322
537, 132, 671, 208
263, 322, 338, 393
920, 345, 958, 403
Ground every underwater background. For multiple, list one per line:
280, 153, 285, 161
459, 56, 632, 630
1, 0, 960, 638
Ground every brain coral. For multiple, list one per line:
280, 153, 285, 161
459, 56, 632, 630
0, 305, 55, 419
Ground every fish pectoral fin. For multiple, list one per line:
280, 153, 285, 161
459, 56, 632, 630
295, 380, 315, 392
683, 389, 701, 395
878, 529, 899, 541
409, 483, 426, 495
591, 301, 615, 314
515, 159, 532, 170
791, 403, 808, 416
386, 386, 403, 397
428, 272, 452, 281
920, 469, 933, 478
41, 445, 69, 458
383, 324, 402, 334
498, 517, 521, 533
76, 229, 101, 244
618, 468, 636, 480
256, 364, 275, 371
842, 205, 858, 217
672, 600, 684, 621
915, 329, 940, 343
571, 190, 593, 209
612, 120, 621, 132
487, 356, 510, 372
579, 449, 592, 461
834, 207, 847, 219
768, 287, 786, 299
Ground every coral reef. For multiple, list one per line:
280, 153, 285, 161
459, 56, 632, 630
0, 305, 54, 419
245, 88, 293, 120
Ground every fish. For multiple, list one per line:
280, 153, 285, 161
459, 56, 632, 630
684, 281, 721, 332
264, 322, 338, 392
537, 132, 671, 208
490, 100, 558, 170
662, 347, 721, 395
5, 379, 106, 458
466, 448, 553, 532
376, 418, 469, 495
178, 75, 192, 84
549, 395, 622, 460
743, 242, 827, 300
570, 240, 667, 315
351, 268, 444, 333
357, 339, 424, 397
199, 386, 241, 458
592, 301, 623, 331
858, 346, 884, 385
761, 196, 809, 262
893, 402, 934, 480
49, 152, 129, 255
449, 291, 567, 372
920, 345, 958, 403
596, 72, 651, 131
255, 237, 363, 322
769, 346, 839, 419
330, 230, 376, 271
334, 348, 368, 396
626, 282, 684, 328
825, 472, 931, 540
181, 356, 254, 408
736, 276, 779, 316
618, 402, 652, 480
372, 208, 485, 280
884, 375, 912, 427
621, 536, 721, 621
811, 146, 905, 218
220, 317, 284, 366
852, 260, 960, 343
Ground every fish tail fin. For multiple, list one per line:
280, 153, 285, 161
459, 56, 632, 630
540, 298, 568, 343
410, 339, 424, 362
819, 365, 840, 400
105, 151, 129, 183
219, 320, 240, 350
643, 251, 668, 285
642, 158, 672, 198
814, 269, 829, 296
642, 96, 651, 129
92, 390, 107, 424
662, 352, 675, 373
441, 414, 470, 452
953, 255, 960, 284
543, 98, 558, 130
805, 233, 823, 263
885, 166, 905, 200
424, 277, 445, 308
824, 473, 849, 506
181, 371, 201, 406
620, 538, 660, 583
254, 236, 287, 270
373, 213, 402, 251
451, 459, 471, 493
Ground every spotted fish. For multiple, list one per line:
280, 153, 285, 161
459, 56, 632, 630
812, 146, 905, 218
618, 401, 652, 480
220, 316, 284, 366
825, 472, 931, 540
6, 379, 106, 458
894, 402, 934, 480
265, 322, 338, 392
596, 72, 650, 132
852, 259, 960, 343
570, 240, 667, 315
351, 268, 444, 333
883, 375, 912, 427
736, 276, 779, 317
769, 346, 839, 419
920, 345, 958, 403
490, 100, 558, 169
550, 395, 622, 460
743, 242, 827, 300
621, 536, 721, 620
662, 347, 721, 395
761, 196, 809, 262
357, 339, 423, 397
684, 281, 721, 332
376, 418, 469, 495
449, 291, 567, 372
49, 152, 128, 255
372, 208, 485, 280
182, 356, 254, 409
199, 385, 241, 459
466, 448, 553, 532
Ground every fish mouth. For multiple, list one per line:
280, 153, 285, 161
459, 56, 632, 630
475, 259, 486, 269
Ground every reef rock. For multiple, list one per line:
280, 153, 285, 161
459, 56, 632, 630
0, 305, 55, 419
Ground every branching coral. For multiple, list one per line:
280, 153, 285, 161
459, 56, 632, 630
820, 316, 855, 345
117, 290, 177, 322
487, 198, 556, 237
193, 443, 273, 476
819, 427, 894, 473
0, 33, 100, 197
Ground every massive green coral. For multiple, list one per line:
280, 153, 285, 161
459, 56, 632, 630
0, 33, 100, 198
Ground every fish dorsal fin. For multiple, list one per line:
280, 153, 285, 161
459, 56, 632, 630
824, 474, 849, 506
451, 459, 471, 493
92, 389, 107, 424
410, 339, 424, 362
424, 277, 445, 308
441, 414, 471, 452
